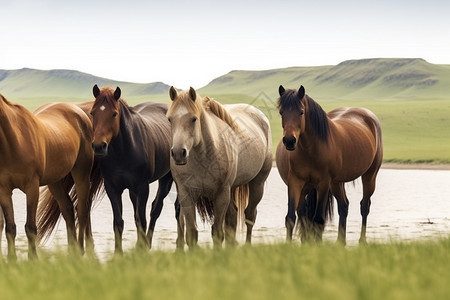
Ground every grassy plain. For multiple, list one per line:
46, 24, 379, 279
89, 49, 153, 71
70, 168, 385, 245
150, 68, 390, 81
1, 239, 449, 300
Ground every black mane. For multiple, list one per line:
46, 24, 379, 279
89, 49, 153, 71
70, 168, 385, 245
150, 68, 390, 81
278, 89, 329, 142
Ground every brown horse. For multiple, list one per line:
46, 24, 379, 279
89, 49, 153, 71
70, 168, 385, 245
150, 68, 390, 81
0, 94, 102, 260
276, 85, 383, 244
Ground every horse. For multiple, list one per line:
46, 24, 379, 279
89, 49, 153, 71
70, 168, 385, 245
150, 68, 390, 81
276, 85, 383, 244
90, 85, 177, 254
167, 87, 272, 249
0, 93, 102, 260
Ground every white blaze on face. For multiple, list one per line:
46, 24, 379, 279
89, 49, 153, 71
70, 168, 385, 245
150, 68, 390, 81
174, 105, 188, 118
100, 105, 106, 111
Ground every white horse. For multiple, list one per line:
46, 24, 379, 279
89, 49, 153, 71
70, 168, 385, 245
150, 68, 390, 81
167, 87, 272, 249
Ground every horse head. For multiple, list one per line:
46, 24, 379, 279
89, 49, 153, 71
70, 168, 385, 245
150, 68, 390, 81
167, 86, 202, 165
278, 85, 306, 151
90, 84, 121, 156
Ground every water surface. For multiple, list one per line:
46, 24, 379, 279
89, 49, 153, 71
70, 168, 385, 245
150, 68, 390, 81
3, 168, 449, 260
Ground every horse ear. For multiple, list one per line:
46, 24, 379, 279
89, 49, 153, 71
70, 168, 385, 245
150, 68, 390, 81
93, 84, 100, 98
298, 85, 305, 99
114, 87, 121, 101
278, 85, 285, 96
169, 86, 178, 101
189, 87, 196, 102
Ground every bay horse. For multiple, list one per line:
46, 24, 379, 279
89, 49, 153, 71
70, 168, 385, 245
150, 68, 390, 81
0, 94, 102, 260
167, 87, 272, 249
276, 85, 383, 244
90, 85, 177, 254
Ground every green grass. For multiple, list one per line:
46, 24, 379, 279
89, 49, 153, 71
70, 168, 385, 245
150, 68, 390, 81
1, 239, 449, 300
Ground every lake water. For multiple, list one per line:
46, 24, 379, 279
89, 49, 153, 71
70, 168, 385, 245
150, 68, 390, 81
3, 167, 450, 261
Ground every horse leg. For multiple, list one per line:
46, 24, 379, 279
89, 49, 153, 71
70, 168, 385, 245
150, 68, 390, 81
211, 188, 231, 249
286, 178, 305, 241
359, 170, 378, 245
0, 189, 17, 261
310, 183, 331, 243
244, 181, 264, 244
129, 184, 150, 250
0, 206, 4, 256
72, 172, 92, 255
105, 182, 125, 255
147, 172, 173, 249
47, 182, 77, 251
331, 182, 349, 245
24, 184, 40, 260
174, 196, 185, 250
224, 189, 237, 247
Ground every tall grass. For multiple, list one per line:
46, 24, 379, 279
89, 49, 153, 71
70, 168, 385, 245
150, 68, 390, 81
1, 239, 449, 300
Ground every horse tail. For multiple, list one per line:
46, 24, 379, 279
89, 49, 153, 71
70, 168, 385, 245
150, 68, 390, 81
37, 175, 74, 243
234, 184, 249, 230
295, 188, 334, 238
195, 184, 249, 228
196, 196, 215, 224
37, 158, 104, 243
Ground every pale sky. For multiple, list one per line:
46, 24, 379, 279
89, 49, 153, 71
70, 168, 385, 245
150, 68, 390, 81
1, 0, 449, 89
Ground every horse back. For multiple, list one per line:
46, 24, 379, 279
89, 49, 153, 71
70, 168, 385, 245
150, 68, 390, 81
224, 104, 272, 185
328, 107, 383, 179
114, 101, 171, 182
34, 102, 93, 184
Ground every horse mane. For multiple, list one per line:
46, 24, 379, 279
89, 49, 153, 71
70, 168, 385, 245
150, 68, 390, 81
202, 96, 238, 131
277, 89, 329, 142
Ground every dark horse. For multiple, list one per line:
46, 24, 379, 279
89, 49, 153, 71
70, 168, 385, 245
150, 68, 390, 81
90, 85, 178, 254
276, 85, 383, 244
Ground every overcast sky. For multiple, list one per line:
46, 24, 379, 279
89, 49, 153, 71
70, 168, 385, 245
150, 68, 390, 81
1, 0, 449, 88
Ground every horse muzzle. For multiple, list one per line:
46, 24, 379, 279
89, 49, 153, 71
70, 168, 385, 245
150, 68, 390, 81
283, 136, 297, 151
92, 141, 108, 157
171, 146, 188, 165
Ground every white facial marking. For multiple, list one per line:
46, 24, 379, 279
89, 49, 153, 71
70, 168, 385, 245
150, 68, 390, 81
174, 105, 189, 118
100, 105, 106, 111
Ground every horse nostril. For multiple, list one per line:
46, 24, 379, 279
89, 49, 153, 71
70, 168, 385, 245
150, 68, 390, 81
182, 148, 186, 158
283, 136, 296, 149
171, 148, 175, 158
101, 142, 107, 150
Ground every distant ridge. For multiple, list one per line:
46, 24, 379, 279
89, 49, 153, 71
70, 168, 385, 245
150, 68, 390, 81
200, 58, 450, 100
2, 58, 450, 103
0, 68, 170, 99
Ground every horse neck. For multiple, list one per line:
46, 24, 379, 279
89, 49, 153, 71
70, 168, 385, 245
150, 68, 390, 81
298, 99, 330, 154
196, 109, 221, 155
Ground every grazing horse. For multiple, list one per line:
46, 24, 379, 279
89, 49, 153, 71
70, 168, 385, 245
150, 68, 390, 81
167, 87, 272, 249
0, 94, 101, 260
276, 85, 383, 244
90, 85, 177, 254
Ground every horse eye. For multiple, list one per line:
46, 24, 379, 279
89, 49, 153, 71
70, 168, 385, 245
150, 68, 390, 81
300, 110, 304, 116
167, 117, 172, 123
192, 117, 197, 123
112, 112, 118, 118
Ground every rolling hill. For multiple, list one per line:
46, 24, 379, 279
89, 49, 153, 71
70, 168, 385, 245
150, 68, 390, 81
0, 68, 170, 101
200, 58, 450, 100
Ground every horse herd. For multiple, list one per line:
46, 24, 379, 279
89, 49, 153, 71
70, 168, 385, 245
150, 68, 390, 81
0, 84, 382, 260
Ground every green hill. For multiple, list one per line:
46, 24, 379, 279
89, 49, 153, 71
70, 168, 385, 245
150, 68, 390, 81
0, 68, 170, 108
199, 58, 450, 101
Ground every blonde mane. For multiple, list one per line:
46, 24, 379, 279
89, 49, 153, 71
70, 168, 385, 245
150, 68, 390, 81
202, 96, 238, 131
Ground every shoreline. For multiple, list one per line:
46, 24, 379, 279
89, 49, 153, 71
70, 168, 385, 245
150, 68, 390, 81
271, 161, 450, 170
381, 162, 450, 170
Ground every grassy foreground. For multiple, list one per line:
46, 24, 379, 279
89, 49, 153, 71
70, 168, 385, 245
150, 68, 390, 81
1, 239, 449, 300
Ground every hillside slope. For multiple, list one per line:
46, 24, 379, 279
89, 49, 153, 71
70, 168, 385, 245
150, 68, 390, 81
199, 58, 450, 100
0, 68, 170, 100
